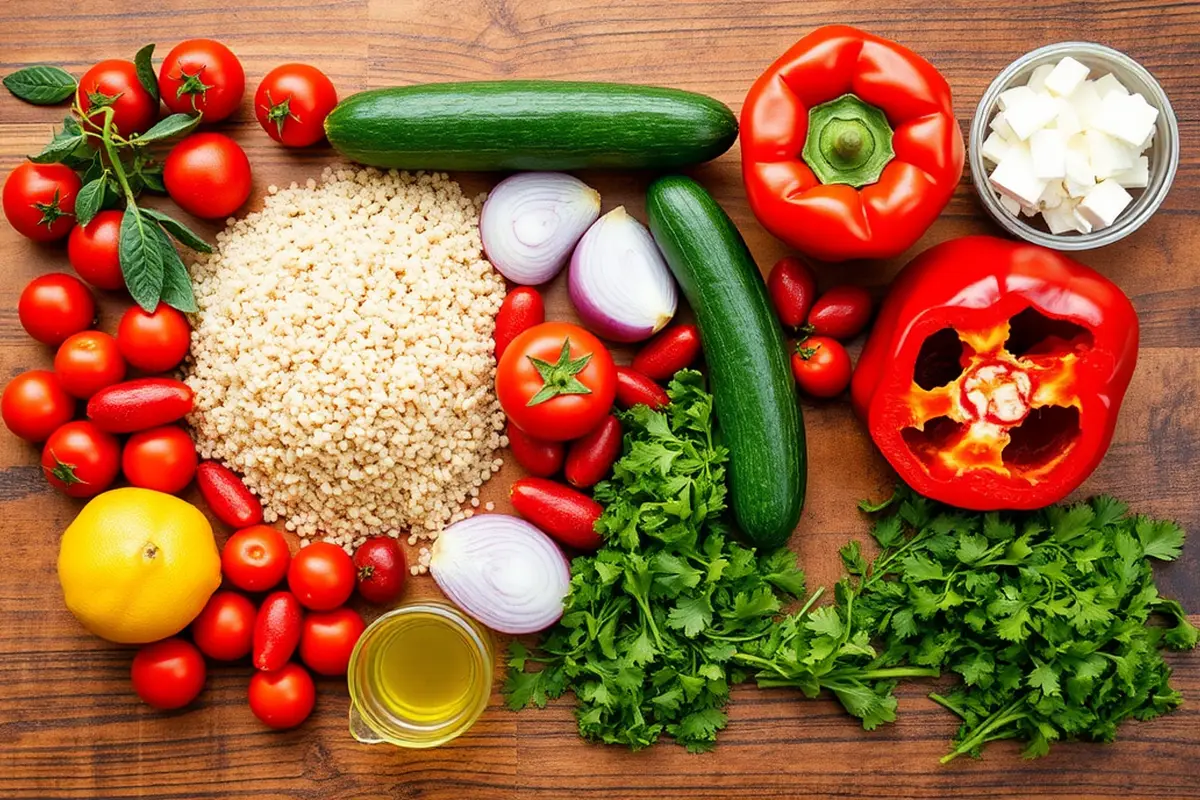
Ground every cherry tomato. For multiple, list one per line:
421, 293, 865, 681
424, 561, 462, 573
791, 336, 853, 399
807, 285, 873, 340
254, 63, 338, 147
18, 273, 96, 346
613, 366, 669, 410
196, 461, 263, 528
565, 415, 621, 489
3, 162, 81, 242
287, 541, 356, 611
55, 331, 126, 399
68, 210, 125, 290
631, 324, 701, 381
158, 39, 245, 122
509, 477, 603, 551
122, 425, 198, 494
191, 590, 256, 661
130, 638, 206, 710
248, 662, 315, 730
494, 287, 545, 360
41, 421, 120, 498
2, 370, 75, 442
253, 591, 303, 671
497, 322, 616, 441
77, 59, 158, 137
352, 537, 407, 606
164, 133, 252, 219
506, 420, 564, 478
767, 256, 817, 330
222, 525, 292, 593
87, 377, 193, 433
117, 304, 191, 373
299, 607, 365, 676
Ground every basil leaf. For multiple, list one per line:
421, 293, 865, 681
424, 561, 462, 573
154, 224, 198, 313
133, 112, 200, 145
134, 43, 159, 103
3, 65, 76, 105
119, 204, 165, 311
140, 207, 212, 253
74, 179, 106, 227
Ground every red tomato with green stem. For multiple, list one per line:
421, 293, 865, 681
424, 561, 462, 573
288, 541, 356, 611
222, 525, 291, 593
68, 210, 125, 290
77, 59, 158, 137
791, 336, 852, 398
164, 133, 252, 219
41, 421, 121, 498
807, 285, 873, 340
493, 287, 545, 360
130, 638, 206, 710
506, 420, 564, 478
299, 607, 365, 676
352, 537, 407, 605
191, 590, 256, 662
19, 273, 96, 347
254, 63, 338, 147
117, 304, 191, 373
55, 331, 126, 399
2, 370, 75, 442
158, 39, 245, 122
3, 162, 81, 242
767, 256, 818, 330
248, 663, 315, 730
497, 322, 616, 441
122, 425, 198, 494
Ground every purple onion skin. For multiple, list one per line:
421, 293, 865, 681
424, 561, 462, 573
567, 266, 659, 343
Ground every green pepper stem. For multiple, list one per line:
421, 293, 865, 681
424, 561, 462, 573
802, 93, 896, 188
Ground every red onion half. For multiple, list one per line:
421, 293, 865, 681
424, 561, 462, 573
480, 172, 601, 285
430, 514, 570, 635
568, 206, 678, 342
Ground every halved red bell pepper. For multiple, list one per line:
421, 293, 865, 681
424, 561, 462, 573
741, 25, 964, 262
851, 236, 1138, 510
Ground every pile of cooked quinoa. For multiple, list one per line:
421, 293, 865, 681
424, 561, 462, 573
185, 167, 507, 551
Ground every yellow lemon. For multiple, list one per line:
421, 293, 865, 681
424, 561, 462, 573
57, 487, 221, 644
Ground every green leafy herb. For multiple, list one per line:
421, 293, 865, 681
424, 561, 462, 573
133, 112, 200, 145
505, 371, 809, 752
140, 207, 212, 253
119, 204, 166, 311
30, 117, 84, 164
3, 65, 76, 105
74, 178, 106, 227
154, 224, 198, 312
133, 43, 159, 103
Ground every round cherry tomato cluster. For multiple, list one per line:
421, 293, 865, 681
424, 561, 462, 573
766, 256, 874, 399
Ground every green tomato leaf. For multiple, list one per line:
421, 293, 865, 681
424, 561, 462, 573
154, 224, 198, 313
133, 112, 201, 145
74, 179, 106, 227
134, 43, 159, 103
119, 203, 165, 312
30, 118, 85, 164
139, 207, 212, 253
3, 65, 76, 104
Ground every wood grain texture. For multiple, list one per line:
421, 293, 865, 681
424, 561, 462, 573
1, 1, 1199, 798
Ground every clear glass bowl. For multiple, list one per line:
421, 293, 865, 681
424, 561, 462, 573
969, 41, 1179, 250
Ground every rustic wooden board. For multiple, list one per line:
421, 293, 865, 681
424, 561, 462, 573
1, 1, 1198, 798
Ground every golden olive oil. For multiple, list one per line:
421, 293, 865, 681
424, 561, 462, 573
348, 602, 493, 748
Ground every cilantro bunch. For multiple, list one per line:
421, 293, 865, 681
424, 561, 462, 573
782, 488, 1197, 762
505, 371, 808, 752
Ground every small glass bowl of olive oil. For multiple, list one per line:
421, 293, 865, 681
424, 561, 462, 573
347, 601, 494, 749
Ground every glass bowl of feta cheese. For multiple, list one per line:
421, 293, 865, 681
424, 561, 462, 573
970, 41, 1178, 250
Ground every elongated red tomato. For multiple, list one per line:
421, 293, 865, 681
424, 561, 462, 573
494, 287, 545, 360
507, 420, 564, 477
509, 477, 603, 551
613, 366, 669, 410
87, 378, 194, 433
631, 324, 701, 381
253, 591, 303, 671
196, 461, 263, 528
565, 415, 622, 488
807, 285, 872, 340
767, 256, 817, 329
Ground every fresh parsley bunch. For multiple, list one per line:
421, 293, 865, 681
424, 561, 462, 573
505, 371, 808, 752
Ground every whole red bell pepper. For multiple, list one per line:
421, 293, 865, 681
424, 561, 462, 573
741, 25, 964, 262
851, 236, 1138, 511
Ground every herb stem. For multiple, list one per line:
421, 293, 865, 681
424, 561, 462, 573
940, 695, 1028, 764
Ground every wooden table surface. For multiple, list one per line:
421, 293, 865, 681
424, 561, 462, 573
2, 1, 1198, 798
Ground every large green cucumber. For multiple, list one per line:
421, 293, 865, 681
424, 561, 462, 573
646, 176, 805, 548
324, 81, 738, 171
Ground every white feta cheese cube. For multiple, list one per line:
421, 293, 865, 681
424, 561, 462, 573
1071, 208, 1095, 234
1045, 57, 1091, 97
1112, 156, 1150, 189
1053, 97, 1082, 136
1093, 72, 1129, 99
999, 194, 1024, 216
1068, 80, 1104, 128
1094, 91, 1159, 146
1026, 63, 1056, 93
989, 146, 1050, 208
1064, 147, 1095, 196
1006, 91, 1059, 140
1085, 130, 1134, 180
1043, 203, 1081, 234
1037, 181, 1067, 210
998, 85, 1037, 112
989, 112, 1017, 140
981, 130, 1013, 164
1020, 204, 1039, 218
1030, 129, 1068, 179
1076, 179, 1133, 230
1139, 126, 1156, 151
